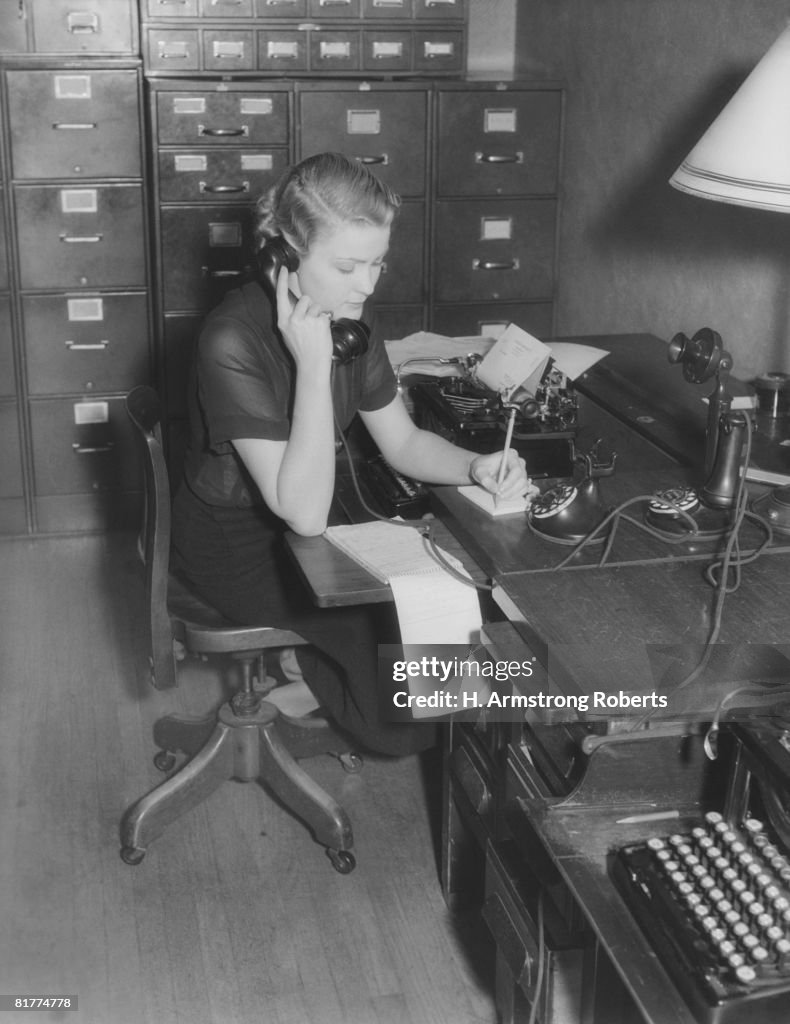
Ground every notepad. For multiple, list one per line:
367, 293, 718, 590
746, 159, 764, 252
323, 521, 449, 583
457, 484, 535, 518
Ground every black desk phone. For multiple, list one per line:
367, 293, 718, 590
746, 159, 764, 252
258, 236, 369, 365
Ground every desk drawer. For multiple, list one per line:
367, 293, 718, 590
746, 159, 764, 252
6, 69, 141, 181
14, 184, 146, 290
155, 88, 289, 146
157, 148, 288, 203
22, 293, 150, 396
434, 199, 556, 303
437, 90, 561, 198
30, 396, 139, 496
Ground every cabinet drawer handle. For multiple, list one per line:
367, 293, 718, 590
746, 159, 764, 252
65, 340, 109, 351
356, 154, 388, 166
159, 50, 190, 60
475, 151, 524, 165
60, 234, 103, 244
265, 0, 300, 5
156, 0, 189, 5
52, 122, 97, 131
199, 125, 249, 137
72, 442, 115, 455
200, 182, 250, 194
319, 0, 352, 5
472, 258, 520, 272
204, 268, 243, 278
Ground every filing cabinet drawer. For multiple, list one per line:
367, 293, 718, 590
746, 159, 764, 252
0, 12, 29, 54
145, 29, 200, 71
6, 70, 141, 181
30, 396, 139, 495
298, 89, 428, 196
413, 30, 463, 72
431, 302, 555, 342
414, 0, 464, 19
307, 0, 361, 17
203, 30, 255, 71
362, 31, 412, 72
0, 402, 24, 499
22, 293, 150, 396
434, 199, 557, 303
310, 31, 362, 73
160, 205, 256, 311
155, 88, 289, 146
255, 0, 308, 14
257, 31, 308, 72
143, 0, 200, 16
201, 0, 255, 15
374, 199, 424, 305
0, 297, 14, 397
158, 148, 288, 203
30, 0, 137, 54
363, 0, 413, 18
437, 91, 562, 197
14, 183, 146, 290
372, 305, 424, 344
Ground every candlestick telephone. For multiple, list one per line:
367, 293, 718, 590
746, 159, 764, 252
258, 236, 370, 365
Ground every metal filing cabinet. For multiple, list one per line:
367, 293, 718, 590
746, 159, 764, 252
4, 62, 150, 533
431, 82, 563, 341
0, 0, 138, 56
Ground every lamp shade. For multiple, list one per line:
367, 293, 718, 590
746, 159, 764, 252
670, 25, 790, 212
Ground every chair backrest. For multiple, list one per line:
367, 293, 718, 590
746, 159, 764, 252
126, 385, 179, 690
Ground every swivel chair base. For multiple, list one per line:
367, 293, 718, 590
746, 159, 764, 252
120, 700, 356, 874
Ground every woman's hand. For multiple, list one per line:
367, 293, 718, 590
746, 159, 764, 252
469, 448, 530, 501
275, 265, 334, 374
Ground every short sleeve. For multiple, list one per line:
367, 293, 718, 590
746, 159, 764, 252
358, 334, 397, 412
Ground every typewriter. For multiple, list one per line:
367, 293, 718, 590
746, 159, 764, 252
409, 358, 579, 478
610, 722, 790, 1024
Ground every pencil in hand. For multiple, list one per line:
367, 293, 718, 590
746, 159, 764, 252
495, 406, 517, 508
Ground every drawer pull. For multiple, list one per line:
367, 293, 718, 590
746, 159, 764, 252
200, 182, 250, 194
72, 442, 114, 455
199, 124, 249, 137
160, 50, 190, 60
67, 13, 99, 34
319, 0, 351, 5
60, 234, 103, 244
65, 340, 109, 351
356, 154, 388, 166
473, 258, 520, 272
265, 0, 300, 5
204, 268, 243, 278
52, 122, 97, 131
211, 0, 243, 5
156, 0, 189, 5
475, 151, 524, 165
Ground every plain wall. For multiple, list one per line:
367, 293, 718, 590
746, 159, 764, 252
514, 1, 790, 381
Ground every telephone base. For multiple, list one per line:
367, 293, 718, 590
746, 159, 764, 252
644, 485, 734, 539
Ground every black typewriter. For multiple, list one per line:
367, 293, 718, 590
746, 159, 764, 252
409, 360, 578, 478
610, 809, 790, 1024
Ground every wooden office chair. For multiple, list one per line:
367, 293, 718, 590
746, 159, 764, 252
119, 385, 357, 874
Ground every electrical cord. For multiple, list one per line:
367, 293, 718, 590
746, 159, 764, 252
702, 681, 790, 760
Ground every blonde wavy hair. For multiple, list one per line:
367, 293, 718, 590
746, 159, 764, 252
254, 151, 401, 255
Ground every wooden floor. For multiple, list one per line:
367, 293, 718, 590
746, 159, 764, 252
0, 532, 497, 1024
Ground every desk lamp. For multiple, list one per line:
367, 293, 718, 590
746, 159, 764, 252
669, 23, 790, 535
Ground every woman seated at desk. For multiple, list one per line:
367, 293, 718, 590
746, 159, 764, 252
171, 151, 528, 756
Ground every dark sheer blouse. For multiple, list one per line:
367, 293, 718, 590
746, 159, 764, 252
181, 281, 397, 508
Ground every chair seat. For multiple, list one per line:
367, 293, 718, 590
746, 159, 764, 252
168, 574, 307, 656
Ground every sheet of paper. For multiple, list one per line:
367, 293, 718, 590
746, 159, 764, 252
475, 323, 552, 393
548, 342, 610, 381
384, 332, 496, 374
390, 569, 485, 719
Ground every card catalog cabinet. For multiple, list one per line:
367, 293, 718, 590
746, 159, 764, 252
141, 0, 466, 77
1, 61, 150, 534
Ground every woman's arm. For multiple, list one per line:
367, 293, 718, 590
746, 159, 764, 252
360, 395, 528, 500
233, 267, 337, 536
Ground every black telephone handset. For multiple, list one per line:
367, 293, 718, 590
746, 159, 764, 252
257, 236, 370, 365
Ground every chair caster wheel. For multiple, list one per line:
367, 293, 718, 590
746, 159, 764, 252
338, 752, 363, 774
327, 849, 356, 874
153, 750, 176, 772
120, 846, 145, 866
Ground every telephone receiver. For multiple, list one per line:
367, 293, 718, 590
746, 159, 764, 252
257, 235, 370, 366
